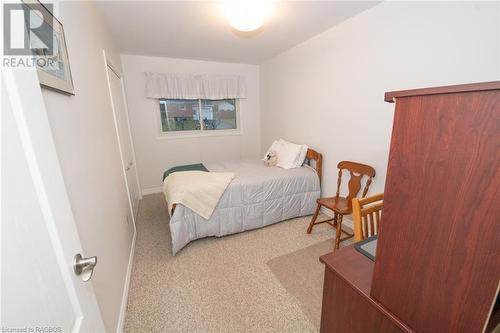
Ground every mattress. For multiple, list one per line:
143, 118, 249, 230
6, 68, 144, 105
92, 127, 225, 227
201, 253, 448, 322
168, 159, 321, 254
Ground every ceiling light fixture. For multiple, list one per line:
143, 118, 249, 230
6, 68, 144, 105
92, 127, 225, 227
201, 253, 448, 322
224, 0, 273, 32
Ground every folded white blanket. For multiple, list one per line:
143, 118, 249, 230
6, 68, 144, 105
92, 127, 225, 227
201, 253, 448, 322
162, 171, 235, 220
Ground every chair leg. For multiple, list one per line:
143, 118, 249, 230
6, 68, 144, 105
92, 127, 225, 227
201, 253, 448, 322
333, 212, 338, 228
307, 203, 321, 234
334, 214, 344, 250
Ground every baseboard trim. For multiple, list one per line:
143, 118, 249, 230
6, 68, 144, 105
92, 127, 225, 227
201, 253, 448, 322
116, 228, 136, 333
141, 186, 162, 196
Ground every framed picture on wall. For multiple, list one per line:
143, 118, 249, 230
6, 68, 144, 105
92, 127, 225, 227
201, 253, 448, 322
23, 0, 75, 95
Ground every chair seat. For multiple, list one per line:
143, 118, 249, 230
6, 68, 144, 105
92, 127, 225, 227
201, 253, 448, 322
317, 196, 352, 214
308, 161, 376, 250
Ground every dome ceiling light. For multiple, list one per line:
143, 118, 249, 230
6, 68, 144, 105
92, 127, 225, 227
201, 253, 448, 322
224, 0, 273, 32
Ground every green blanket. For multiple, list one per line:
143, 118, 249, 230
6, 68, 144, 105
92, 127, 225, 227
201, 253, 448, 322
162, 163, 209, 181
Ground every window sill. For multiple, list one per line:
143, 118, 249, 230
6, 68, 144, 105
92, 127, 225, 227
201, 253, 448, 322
156, 129, 241, 140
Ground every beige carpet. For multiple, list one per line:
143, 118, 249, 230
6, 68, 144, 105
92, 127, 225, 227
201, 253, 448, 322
124, 193, 343, 333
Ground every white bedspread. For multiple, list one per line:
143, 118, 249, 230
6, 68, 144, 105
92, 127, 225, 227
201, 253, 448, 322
162, 171, 235, 220
167, 159, 320, 255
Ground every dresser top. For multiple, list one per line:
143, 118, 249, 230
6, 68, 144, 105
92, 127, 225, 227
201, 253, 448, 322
384, 80, 500, 103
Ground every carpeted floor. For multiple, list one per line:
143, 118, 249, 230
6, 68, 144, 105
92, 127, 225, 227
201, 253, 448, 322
124, 193, 347, 333
266, 237, 352, 330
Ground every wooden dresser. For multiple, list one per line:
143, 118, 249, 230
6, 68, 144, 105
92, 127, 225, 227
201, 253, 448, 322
320, 81, 500, 333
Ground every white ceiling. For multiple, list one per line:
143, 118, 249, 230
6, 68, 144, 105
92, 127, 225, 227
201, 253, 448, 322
95, 1, 379, 64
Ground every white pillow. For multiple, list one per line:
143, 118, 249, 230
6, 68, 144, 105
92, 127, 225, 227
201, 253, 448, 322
263, 139, 308, 169
277, 139, 307, 169
262, 140, 282, 160
295, 144, 309, 168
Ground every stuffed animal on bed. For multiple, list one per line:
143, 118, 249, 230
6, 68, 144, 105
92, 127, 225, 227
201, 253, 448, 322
264, 150, 278, 167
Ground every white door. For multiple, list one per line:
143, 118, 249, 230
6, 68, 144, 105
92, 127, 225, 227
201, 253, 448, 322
105, 59, 140, 220
1, 69, 105, 332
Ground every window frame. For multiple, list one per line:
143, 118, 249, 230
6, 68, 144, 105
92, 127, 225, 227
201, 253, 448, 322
154, 98, 241, 140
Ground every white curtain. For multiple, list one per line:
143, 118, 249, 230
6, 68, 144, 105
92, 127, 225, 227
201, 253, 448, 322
145, 72, 200, 100
145, 72, 246, 100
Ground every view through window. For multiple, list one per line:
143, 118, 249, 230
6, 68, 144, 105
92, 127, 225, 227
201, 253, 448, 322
159, 99, 237, 133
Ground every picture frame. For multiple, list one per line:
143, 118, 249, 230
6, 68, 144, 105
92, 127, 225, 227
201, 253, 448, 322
23, 0, 75, 95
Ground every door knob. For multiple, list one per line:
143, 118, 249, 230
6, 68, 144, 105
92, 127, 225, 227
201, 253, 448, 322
74, 254, 97, 282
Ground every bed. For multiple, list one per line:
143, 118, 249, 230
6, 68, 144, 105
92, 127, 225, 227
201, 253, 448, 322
166, 148, 322, 254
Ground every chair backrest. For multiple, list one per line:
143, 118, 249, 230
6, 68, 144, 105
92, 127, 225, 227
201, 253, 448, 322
335, 161, 376, 204
352, 193, 384, 241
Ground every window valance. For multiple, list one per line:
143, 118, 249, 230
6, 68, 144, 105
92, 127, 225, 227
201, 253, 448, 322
145, 72, 246, 100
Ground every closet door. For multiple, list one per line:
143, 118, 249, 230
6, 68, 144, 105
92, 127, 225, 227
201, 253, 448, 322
105, 57, 141, 221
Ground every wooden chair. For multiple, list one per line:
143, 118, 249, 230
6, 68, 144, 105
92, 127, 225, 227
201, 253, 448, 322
352, 193, 384, 241
307, 161, 375, 249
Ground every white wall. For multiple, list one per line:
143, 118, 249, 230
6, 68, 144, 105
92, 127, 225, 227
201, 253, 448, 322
121, 55, 261, 193
41, 2, 134, 332
261, 1, 500, 198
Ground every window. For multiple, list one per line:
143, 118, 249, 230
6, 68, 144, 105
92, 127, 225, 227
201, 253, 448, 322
159, 99, 238, 133
159, 99, 199, 131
